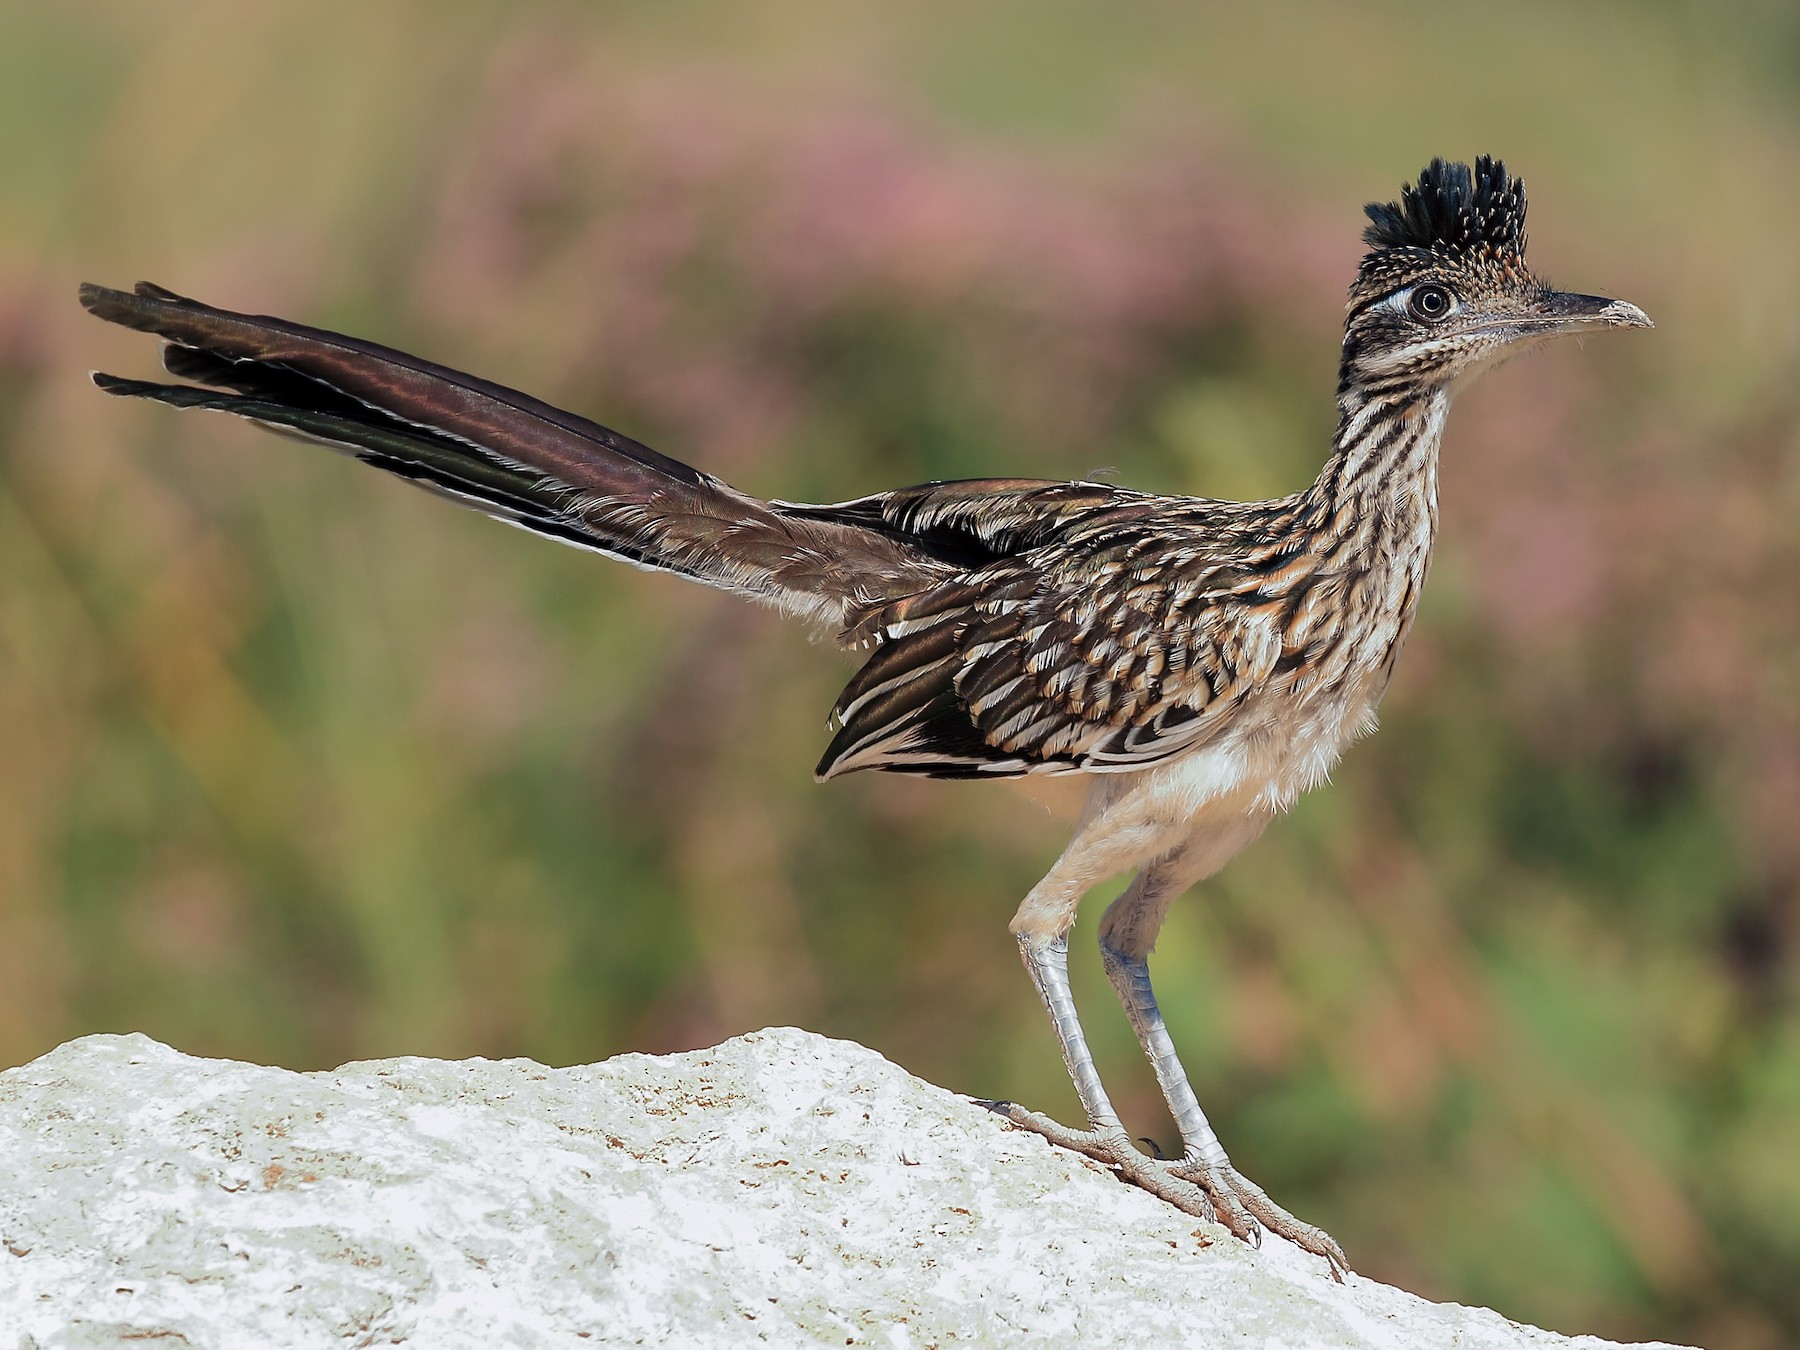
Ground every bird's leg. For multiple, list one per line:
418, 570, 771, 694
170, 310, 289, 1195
988, 931, 1223, 1221
983, 817, 1228, 1224
992, 930, 1130, 1150
1096, 848, 1349, 1277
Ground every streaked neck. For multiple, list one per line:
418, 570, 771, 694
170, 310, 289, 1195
1309, 385, 1449, 516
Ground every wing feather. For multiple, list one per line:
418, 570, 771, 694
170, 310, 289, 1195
815, 483, 1304, 781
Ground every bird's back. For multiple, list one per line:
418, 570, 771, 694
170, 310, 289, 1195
808, 463, 1437, 805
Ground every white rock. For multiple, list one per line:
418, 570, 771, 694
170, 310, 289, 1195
0, 1030, 1692, 1350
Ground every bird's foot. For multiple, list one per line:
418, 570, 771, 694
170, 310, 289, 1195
1165, 1153, 1348, 1279
979, 1100, 1347, 1281
980, 1101, 1244, 1231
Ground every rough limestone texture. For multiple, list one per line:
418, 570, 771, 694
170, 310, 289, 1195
0, 1030, 1694, 1350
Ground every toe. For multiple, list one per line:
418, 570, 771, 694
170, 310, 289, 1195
1170, 1160, 1349, 1277
1169, 1159, 1260, 1243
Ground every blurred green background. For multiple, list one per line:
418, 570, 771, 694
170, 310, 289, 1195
3, 2, 1798, 1343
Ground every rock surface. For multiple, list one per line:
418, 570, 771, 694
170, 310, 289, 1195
0, 1030, 1693, 1350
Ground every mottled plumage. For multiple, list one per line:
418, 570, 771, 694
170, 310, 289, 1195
812, 486, 1338, 780
80, 157, 1650, 1277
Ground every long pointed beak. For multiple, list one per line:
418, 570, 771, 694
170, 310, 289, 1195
1535, 291, 1653, 334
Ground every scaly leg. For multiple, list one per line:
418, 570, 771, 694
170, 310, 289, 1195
986, 931, 1232, 1226
982, 803, 1260, 1236
982, 789, 1346, 1276
1096, 844, 1349, 1277
1098, 929, 1348, 1274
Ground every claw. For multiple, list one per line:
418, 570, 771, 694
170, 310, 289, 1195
1170, 1158, 1348, 1279
1172, 1157, 1260, 1242
992, 1107, 1350, 1280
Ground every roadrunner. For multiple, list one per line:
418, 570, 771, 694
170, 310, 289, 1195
82, 157, 1649, 1275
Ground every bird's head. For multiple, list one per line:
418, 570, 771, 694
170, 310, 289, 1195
1340, 156, 1650, 403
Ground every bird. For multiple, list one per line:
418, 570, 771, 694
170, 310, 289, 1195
80, 156, 1649, 1278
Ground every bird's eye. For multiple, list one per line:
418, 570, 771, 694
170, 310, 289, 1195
1408, 284, 1454, 322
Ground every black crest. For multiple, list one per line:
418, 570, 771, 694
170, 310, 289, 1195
1362, 156, 1526, 258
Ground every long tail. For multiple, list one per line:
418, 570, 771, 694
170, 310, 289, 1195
80, 281, 947, 629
